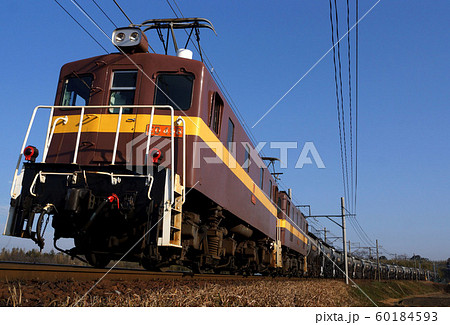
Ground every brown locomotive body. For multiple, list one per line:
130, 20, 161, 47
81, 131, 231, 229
4, 21, 309, 274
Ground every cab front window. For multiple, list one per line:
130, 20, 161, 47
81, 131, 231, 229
154, 74, 194, 110
61, 75, 93, 106
109, 70, 137, 114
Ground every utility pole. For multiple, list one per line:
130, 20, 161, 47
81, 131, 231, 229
376, 239, 380, 281
324, 227, 327, 243
306, 197, 353, 285
341, 197, 349, 285
348, 240, 351, 254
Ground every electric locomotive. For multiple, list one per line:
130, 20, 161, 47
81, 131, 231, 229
4, 18, 309, 274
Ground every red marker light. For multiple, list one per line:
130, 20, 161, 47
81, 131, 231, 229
108, 193, 120, 209
24, 146, 39, 162
150, 148, 162, 164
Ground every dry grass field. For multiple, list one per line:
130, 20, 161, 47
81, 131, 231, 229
1, 277, 447, 307
1, 278, 361, 307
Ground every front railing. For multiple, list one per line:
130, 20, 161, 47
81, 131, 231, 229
11, 105, 186, 205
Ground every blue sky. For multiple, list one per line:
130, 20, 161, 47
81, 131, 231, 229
0, 1, 448, 260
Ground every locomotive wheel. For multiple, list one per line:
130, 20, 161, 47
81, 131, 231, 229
141, 258, 160, 271
85, 252, 111, 268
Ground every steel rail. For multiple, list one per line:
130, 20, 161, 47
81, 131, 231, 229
0, 261, 304, 282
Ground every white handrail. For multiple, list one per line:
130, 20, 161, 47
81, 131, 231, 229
10, 105, 177, 199
111, 107, 123, 165
176, 116, 186, 204
170, 107, 174, 205
42, 116, 68, 162
10, 106, 51, 198
42, 107, 55, 162
72, 106, 85, 164
144, 107, 155, 163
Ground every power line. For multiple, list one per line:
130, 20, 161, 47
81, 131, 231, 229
113, 0, 133, 25
346, 0, 354, 215
92, 0, 117, 28
329, 0, 348, 208
71, 0, 109, 38
347, 216, 372, 248
165, 0, 178, 18
355, 0, 359, 212
165, 0, 263, 154
172, 0, 184, 17
54, 0, 109, 53
333, 0, 351, 210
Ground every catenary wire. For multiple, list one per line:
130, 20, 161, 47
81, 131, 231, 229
355, 0, 359, 212
113, 0, 133, 25
329, 0, 348, 209
54, 0, 109, 53
71, 0, 110, 40
166, 0, 265, 155
92, 0, 117, 28
333, 0, 351, 209
346, 0, 354, 215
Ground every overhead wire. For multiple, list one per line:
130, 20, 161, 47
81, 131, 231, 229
346, 0, 354, 215
329, 0, 348, 211
166, 0, 264, 155
113, 0, 133, 25
327, 0, 383, 256
347, 216, 371, 247
92, 0, 117, 28
333, 0, 351, 210
71, 0, 110, 40
54, 0, 109, 53
355, 0, 359, 212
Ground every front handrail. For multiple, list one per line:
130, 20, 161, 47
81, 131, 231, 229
42, 115, 68, 162
111, 107, 123, 165
73, 107, 85, 164
176, 116, 187, 204
10, 105, 180, 200
11, 106, 53, 198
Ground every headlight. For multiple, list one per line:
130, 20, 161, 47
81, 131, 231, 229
112, 27, 144, 47
130, 32, 139, 42
115, 32, 125, 43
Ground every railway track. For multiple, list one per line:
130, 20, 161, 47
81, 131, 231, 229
0, 261, 295, 282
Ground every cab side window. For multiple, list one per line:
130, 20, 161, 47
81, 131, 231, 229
227, 118, 234, 153
209, 92, 223, 134
269, 180, 273, 201
243, 144, 251, 172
